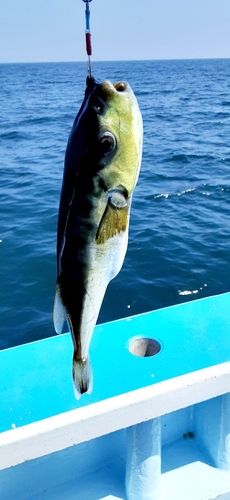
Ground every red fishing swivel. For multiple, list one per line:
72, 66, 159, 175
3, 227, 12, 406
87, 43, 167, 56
85, 32, 92, 57
82, 0, 93, 77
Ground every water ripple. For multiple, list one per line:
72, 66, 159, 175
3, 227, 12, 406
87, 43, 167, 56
0, 60, 230, 348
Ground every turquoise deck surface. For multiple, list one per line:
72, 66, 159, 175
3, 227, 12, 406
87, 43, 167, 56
1, 292, 230, 433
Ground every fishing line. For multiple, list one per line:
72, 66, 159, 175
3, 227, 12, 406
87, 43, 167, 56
82, 0, 92, 78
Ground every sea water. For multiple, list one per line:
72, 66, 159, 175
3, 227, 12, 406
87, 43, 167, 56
0, 59, 230, 349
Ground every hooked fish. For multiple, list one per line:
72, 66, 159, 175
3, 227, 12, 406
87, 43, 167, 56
53, 76, 143, 398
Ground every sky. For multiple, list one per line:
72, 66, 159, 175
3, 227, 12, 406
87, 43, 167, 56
0, 0, 230, 63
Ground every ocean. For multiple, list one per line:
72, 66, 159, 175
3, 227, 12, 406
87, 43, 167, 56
0, 59, 230, 350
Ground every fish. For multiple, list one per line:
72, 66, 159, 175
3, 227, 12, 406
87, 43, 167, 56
53, 76, 143, 398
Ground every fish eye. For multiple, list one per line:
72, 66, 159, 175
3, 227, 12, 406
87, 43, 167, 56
98, 132, 116, 156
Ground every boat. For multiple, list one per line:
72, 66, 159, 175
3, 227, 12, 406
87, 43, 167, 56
1, 292, 230, 499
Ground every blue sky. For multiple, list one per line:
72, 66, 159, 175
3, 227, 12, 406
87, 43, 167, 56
1, 0, 230, 63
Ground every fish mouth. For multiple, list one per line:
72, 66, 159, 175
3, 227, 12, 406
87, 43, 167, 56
100, 80, 131, 98
87, 77, 131, 101
84, 78, 133, 119
86, 76, 130, 95
113, 81, 129, 92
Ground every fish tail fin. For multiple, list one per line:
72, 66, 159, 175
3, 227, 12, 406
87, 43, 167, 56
53, 286, 66, 334
73, 355, 92, 400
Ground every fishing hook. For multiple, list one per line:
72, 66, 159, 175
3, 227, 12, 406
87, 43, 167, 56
82, 0, 92, 78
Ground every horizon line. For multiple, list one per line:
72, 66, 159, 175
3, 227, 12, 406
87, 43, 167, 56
1, 56, 230, 65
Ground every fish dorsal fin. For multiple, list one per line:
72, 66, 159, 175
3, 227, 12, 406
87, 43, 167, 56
53, 285, 66, 334
96, 195, 129, 245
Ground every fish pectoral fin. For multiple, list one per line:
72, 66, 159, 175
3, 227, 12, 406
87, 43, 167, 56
73, 355, 92, 399
96, 201, 129, 245
53, 285, 66, 334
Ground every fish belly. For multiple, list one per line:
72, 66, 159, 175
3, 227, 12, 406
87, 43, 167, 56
79, 228, 129, 360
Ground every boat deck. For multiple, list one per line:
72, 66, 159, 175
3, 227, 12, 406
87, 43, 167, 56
1, 293, 230, 499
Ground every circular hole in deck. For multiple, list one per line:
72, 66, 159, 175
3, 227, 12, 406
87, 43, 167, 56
128, 337, 161, 357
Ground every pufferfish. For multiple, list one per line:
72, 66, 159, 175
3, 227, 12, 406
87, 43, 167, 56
53, 77, 143, 398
